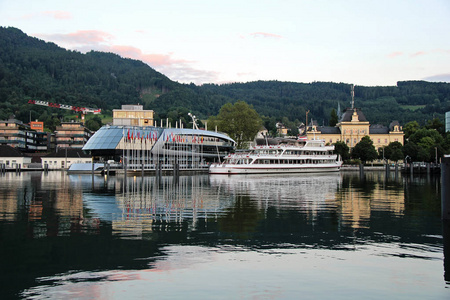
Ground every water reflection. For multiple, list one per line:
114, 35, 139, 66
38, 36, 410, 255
0, 171, 446, 299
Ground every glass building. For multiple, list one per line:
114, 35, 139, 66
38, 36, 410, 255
82, 125, 236, 168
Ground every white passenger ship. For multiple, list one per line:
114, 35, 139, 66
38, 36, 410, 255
209, 138, 342, 174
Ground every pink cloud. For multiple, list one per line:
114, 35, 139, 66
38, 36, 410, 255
433, 49, 450, 54
411, 51, 426, 57
19, 11, 72, 20
39, 30, 114, 46
37, 30, 219, 84
388, 51, 403, 58
250, 32, 283, 39
109, 45, 192, 68
42, 11, 72, 20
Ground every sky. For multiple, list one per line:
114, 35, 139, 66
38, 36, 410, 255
1, 0, 450, 87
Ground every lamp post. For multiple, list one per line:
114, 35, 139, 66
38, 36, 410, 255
436, 147, 438, 165
188, 113, 199, 130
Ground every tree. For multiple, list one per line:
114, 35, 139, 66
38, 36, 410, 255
351, 136, 378, 163
329, 109, 338, 127
334, 141, 350, 161
403, 142, 421, 162
405, 128, 443, 162
403, 121, 420, 140
382, 141, 404, 162
425, 118, 444, 135
85, 118, 101, 131
213, 101, 262, 149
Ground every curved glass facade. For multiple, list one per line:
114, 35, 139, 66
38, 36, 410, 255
83, 126, 163, 150
83, 125, 235, 163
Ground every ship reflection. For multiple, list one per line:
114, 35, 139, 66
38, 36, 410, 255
209, 173, 342, 208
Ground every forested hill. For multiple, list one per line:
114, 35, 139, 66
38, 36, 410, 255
0, 27, 176, 124
1, 26, 450, 129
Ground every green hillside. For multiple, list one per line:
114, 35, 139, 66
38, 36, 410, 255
1, 26, 450, 131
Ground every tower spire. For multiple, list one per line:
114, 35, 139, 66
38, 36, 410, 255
351, 84, 355, 109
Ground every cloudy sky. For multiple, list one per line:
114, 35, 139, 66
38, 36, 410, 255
1, 0, 449, 86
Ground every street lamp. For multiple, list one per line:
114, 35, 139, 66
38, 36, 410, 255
188, 113, 199, 130
435, 147, 438, 165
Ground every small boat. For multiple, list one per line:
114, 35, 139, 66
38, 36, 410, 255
209, 138, 342, 175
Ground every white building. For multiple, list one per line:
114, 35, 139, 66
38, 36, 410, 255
0, 145, 32, 169
43, 148, 92, 170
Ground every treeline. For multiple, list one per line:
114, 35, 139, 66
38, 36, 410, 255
1, 26, 450, 132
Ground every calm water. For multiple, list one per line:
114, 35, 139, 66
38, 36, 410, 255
0, 170, 448, 299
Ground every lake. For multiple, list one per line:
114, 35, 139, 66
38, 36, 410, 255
0, 170, 448, 299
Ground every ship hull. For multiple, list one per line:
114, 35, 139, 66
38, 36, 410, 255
209, 163, 342, 174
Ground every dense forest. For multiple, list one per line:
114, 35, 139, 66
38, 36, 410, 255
1, 26, 450, 132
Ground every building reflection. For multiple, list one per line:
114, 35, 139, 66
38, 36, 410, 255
0, 172, 101, 237
94, 175, 234, 238
210, 171, 406, 231
0, 171, 409, 238
337, 172, 405, 229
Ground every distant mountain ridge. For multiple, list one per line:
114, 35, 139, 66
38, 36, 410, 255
1, 26, 449, 128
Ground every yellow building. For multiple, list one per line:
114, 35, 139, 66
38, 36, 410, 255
113, 104, 154, 126
306, 107, 404, 149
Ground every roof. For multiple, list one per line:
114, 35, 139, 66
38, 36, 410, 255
0, 145, 25, 157
369, 125, 389, 134
317, 126, 341, 134
46, 147, 91, 158
389, 121, 400, 130
340, 108, 367, 122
